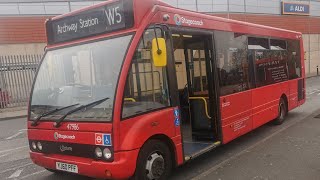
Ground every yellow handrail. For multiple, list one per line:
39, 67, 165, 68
124, 98, 136, 102
189, 97, 212, 119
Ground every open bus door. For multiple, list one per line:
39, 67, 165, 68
171, 30, 221, 160
183, 38, 216, 139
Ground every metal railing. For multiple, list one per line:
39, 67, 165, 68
0, 54, 42, 108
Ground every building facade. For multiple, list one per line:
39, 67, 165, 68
0, 0, 319, 74
0, 0, 105, 56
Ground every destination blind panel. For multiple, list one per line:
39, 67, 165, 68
47, 0, 134, 44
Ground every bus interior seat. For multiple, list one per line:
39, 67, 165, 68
189, 97, 213, 138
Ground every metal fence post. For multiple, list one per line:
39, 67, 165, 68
0, 54, 42, 109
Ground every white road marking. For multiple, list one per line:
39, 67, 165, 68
308, 89, 320, 95
0, 163, 33, 174
5, 129, 27, 140
6, 132, 24, 140
8, 169, 23, 179
0, 153, 10, 158
191, 110, 313, 180
0, 146, 28, 154
18, 170, 46, 179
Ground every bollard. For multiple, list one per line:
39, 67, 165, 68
318, 66, 319, 76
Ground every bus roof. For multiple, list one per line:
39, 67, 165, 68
178, 9, 300, 35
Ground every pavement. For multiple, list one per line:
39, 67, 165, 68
0, 107, 27, 121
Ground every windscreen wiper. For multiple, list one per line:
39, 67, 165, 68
54, 97, 110, 128
31, 103, 79, 127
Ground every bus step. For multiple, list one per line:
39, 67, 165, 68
184, 141, 221, 161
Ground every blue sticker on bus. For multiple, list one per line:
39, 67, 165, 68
175, 118, 180, 126
174, 109, 180, 117
103, 134, 112, 146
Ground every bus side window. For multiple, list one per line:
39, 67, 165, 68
122, 28, 170, 119
287, 40, 301, 79
214, 31, 251, 96
250, 37, 290, 87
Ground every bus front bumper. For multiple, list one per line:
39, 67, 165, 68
30, 149, 139, 179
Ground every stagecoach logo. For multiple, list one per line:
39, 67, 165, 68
54, 132, 76, 140
174, 14, 182, 25
54, 132, 59, 140
60, 145, 73, 152
173, 14, 204, 26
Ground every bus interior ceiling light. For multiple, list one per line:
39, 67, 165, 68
183, 35, 193, 38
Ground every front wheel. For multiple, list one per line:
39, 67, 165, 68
132, 140, 172, 180
273, 98, 287, 125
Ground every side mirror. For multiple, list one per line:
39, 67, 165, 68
152, 38, 167, 67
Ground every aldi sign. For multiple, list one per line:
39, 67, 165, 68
282, 2, 310, 15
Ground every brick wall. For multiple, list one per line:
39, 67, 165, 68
212, 13, 320, 34
0, 16, 50, 44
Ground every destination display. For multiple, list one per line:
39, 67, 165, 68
46, 0, 134, 44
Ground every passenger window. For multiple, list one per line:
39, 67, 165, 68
250, 38, 289, 87
248, 37, 269, 50
214, 31, 251, 96
287, 40, 301, 79
122, 28, 170, 119
270, 39, 287, 50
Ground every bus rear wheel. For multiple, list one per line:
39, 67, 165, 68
273, 98, 287, 125
132, 139, 172, 180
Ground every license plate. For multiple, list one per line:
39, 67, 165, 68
56, 162, 78, 173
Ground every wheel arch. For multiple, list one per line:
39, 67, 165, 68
143, 134, 178, 167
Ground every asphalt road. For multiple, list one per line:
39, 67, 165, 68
0, 76, 320, 180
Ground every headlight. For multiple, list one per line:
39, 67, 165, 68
95, 147, 103, 158
31, 142, 37, 150
37, 142, 43, 151
103, 148, 112, 159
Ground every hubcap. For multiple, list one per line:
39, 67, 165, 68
145, 152, 165, 180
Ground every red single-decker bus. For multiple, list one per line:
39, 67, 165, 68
28, 0, 305, 179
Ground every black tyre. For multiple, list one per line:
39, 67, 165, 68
273, 98, 287, 125
132, 139, 172, 180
